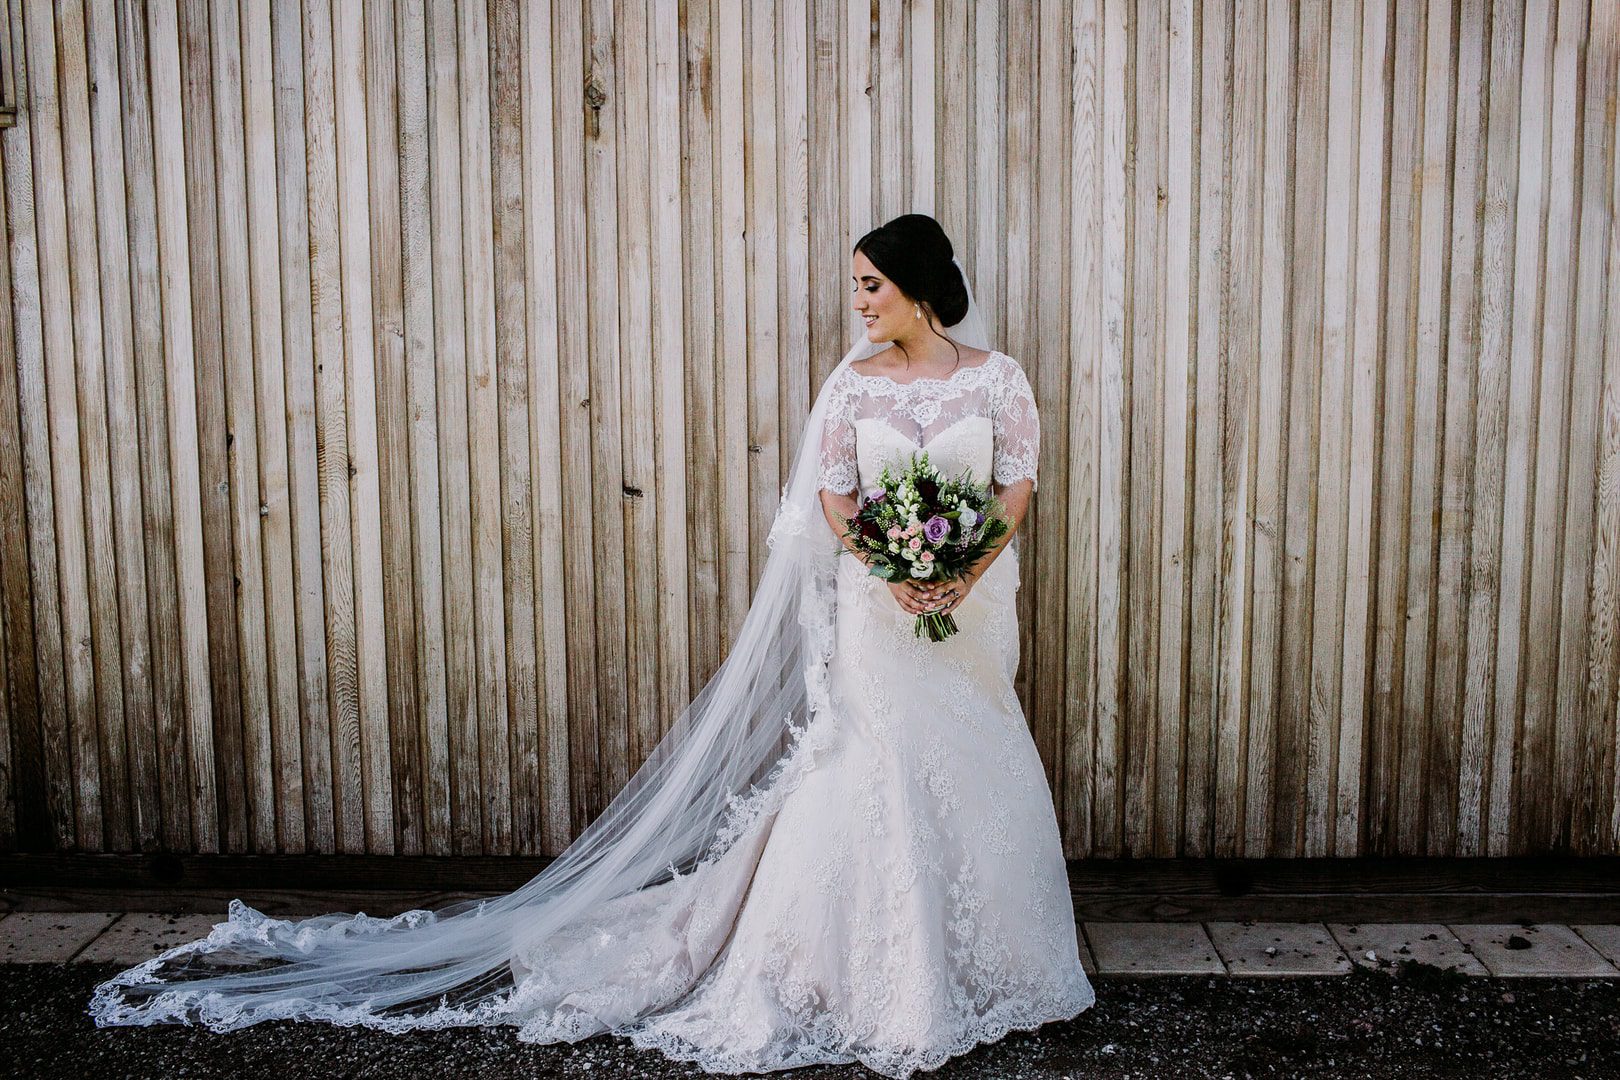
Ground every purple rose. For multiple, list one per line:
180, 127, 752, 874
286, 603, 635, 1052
923, 515, 950, 543
862, 487, 886, 505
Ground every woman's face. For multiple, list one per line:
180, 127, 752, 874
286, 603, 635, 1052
851, 250, 909, 342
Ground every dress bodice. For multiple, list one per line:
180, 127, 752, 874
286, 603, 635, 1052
816, 350, 1040, 496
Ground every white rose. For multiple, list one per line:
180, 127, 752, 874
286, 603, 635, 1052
888, 541, 900, 553
909, 561, 932, 578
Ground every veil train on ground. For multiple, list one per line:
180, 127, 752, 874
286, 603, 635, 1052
88, 249, 994, 1038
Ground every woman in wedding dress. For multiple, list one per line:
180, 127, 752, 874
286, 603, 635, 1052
90, 213, 1094, 1077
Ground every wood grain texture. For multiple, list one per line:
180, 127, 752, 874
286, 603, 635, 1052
0, 0, 1615, 859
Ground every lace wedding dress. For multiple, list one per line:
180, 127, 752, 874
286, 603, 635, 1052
88, 268, 1093, 1078
579, 351, 1095, 1074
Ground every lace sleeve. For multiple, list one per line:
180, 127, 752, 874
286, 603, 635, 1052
992, 358, 1040, 491
817, 373, 858, 496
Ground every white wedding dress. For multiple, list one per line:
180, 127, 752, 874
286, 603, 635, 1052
88, 339, 1094, 1079
513, 351, 1095, 1075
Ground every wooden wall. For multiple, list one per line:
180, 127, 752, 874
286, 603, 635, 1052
0, 0, 1616, 860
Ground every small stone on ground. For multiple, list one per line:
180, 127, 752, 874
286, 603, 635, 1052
1208, 921, 1353, 977
0, 913, 119, 964
1328, 923, 1490, 977
1449, 924, 1620, 979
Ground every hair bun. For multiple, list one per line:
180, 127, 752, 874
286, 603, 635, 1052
852, 214, 970, 328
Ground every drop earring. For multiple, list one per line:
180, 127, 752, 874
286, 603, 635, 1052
914, 303, 922, 320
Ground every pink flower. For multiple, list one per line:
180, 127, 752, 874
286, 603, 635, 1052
886, 526, 902, 540
920, 551, 935, 563
908, 537, 922, 551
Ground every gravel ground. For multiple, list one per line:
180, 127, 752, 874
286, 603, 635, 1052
5, 962, 1617, 1079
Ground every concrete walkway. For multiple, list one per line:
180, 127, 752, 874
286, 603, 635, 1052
3, 910, 1617, 978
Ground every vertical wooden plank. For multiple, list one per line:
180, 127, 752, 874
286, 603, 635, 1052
775, 0, 808, 480
177, 0, 250, 854
301, 0, 364, 853
241, 0, 306, 852
909, 0, 934, 213
362, 0, 423, 856
2, 0, 68, 854
396, 0, 451, 856
1125, 0, 1164, 857
1244, 0, 1293, 857
1093, 0, 1127, 858
714, 0, 747, 656
1429, 0, 1491, 857
1306, 0, 1361, 857
1458, 0, 1523, 856
972, 1, 1003, 342
1397, 0, 1455, 855
844, 0, 870, 247
877, 0, 904, 214
1063, 0, 1102, 858
0, 147, 14, 847
807, 0, 840, 429
745, 0, 780, 600
148, 0, 220, 852
422, 0, 481, 854
1032, 0, 1073, 828
1003, 0, 1037, 759
270, 0, 335, 853
521, 0, 574, 852
115, 0, 191, 853
1492, 0, 1554, 855
0, 15, 51, 848
1568, 1, 1619, 855
649, 0, 690, 750
1216, 0, 1263, 858
618, 0, 660, 781
1185, 0, 1232, 857
1518, 0, 1588, 852
1369, 0, 1424, 856
585, 0, 630, 807
60, 0, 135, 852
1601, 40, 1620, 855
1277, 0, 1328, 858
488, 0, 538, 853
549, 0, 599, 839
456, 0, 509, 850
332, 0, 395, 853
935, 0, 970, 257
682, 0, 718, 726
60, 0, 136, 853
22, 0, 102, 849
1154, 0, 1192, 856
85, 0, 160, 851
1338, 0, 1393, 857
207, 0, 277, 853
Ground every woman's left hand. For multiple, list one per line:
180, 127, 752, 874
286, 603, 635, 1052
914, 570, 976, 616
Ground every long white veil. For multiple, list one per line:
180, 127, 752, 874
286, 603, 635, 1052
89, 251, 990, 1038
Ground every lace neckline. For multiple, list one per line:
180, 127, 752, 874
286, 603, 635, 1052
846, 350, 1005, 388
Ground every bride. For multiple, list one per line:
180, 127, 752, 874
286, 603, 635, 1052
90, 213, 1095, 1077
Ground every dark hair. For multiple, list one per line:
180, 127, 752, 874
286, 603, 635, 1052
853, 214, 970, 328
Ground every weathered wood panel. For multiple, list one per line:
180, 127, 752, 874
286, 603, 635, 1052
0, 0, 1615, 860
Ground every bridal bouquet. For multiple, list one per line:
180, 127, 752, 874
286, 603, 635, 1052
836, 452, 1011, 642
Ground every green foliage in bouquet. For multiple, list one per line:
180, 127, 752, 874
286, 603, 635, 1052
835, 451, 1012, 642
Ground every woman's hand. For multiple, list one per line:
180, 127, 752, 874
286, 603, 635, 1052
886, 570, 976, 616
